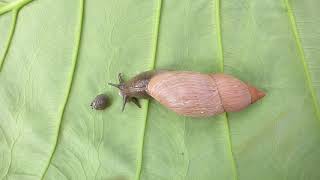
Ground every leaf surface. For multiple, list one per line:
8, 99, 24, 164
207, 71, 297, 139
0, 0, 319, 180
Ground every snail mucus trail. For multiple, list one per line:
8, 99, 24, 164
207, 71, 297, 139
108, 70, 265, 117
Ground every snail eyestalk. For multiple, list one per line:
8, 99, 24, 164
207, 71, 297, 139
108, 83, 121, 89
109, 73, 143, 111
108, 73, 125, 89
118, 73, 124, 83
122, 95, 128, 112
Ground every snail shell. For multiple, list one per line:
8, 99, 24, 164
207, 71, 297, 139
91, 94, 109, 110
147, 72, 264, 117
109, 71, 265, 117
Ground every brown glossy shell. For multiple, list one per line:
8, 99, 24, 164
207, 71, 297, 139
147, 71, 265, 117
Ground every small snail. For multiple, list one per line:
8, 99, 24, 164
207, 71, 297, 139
90, 94, 109, 110
108, 70, 265, 117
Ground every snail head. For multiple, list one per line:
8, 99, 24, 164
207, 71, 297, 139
108, 73, 141, 112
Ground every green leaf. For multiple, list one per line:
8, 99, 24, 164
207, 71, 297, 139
0, 0, 319, 179
0, 1, 7, 8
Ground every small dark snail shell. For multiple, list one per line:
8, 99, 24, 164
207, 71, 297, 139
108, 70, 265, 117
90, 94, 109, 110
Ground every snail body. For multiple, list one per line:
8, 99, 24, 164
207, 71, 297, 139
109, 70, 265, 117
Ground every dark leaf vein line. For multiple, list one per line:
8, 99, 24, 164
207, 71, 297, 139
0, 9, 18, 71
135, 0, 162, 179
215, 0, 238, 180
40, 0, 85, 179
284, 0, 320, 121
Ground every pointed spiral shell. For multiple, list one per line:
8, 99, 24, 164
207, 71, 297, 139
146, 71, 265, 117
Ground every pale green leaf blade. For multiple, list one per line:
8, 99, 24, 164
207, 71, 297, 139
0, 0, 319, 180
0, 12, 11, 67
0, 2, 6, 8
140, 0, 236, 179
0, 0, 81, 179
43, 0, 158, 179
0, 0, 8, 8
221, 0, 320, 179
290, 0, 320, 107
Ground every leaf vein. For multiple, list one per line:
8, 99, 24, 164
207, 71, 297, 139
0, 9, 18, 71
135, 0, 162, 179
215, 0, 238, 179
284, 0, 320, 122
40, 0, 85, 179
0, 0, 34, 15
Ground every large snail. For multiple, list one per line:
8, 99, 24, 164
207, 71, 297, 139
108, 70, 265, 117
